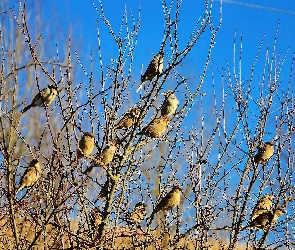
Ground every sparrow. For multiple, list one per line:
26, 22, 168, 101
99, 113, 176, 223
16, 159, 42, 194
161, 90, 179, 116
98, 140, 118, 166
251, 194, 275, 221
90, 207, 102, 228
21, 85, 58, 113
248, 206, 285, 230
77, 132, 95, 159
130, 202, 147, 224
83, 140, 118, 174
136, 51, 164, 92
254, 142, 274, 164
114, 108, 141, 130
139, 115, 170, 138
152, 185, 182, 215
97, 180, 109, 199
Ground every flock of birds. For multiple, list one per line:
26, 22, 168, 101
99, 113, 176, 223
16, 51, 283, 231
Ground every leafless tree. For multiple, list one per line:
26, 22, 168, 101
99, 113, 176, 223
0, 0, 294, 249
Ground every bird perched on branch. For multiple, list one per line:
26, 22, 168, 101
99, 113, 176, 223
130, 202, 147, 224
16, 159, 42, 194
139, 115, 170, 138
248, 206, 285, 230
161, 90, 179, 116
136, 51, 164, 92
21, 85, 58, 113
83, 140, 118, 174
251, 194, 275, 221
98, 140, 118, 166
77, 132, 95, 159
114, 108, 141, 130
151, 185, 182, 218
254, 142, 274, 164
90, 207, 102, 228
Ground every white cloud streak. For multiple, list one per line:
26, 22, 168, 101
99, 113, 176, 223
216, 0, 295, 15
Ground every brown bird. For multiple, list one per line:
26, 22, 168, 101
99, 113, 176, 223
249, 206, 285, 230
98, 141, 118, 166
153, 185, 182, 215
251, 194, 275, 221
161, 90, 179, 116
139, 115, 170, 138
21, 85, 58, 113
83, 140, 118, 174
136, 51, 164, 92
16, 159, 42, 194
114, 108, 141, 130
90, 207, 102, 228
77, 132, 95, 159
97, 180, 109, 199
254, 142, 274, 164
130, 202, 147, 224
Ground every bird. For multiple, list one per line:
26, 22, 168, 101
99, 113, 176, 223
21, 85, 58, 113
16, 159, 42, 194
77, 132, 95, 159
254, 142, 274, 164
114, 108, 141, 130
248, 206, 285, 230
161, 90, 179, 116
139, 115, 170, 138
130, 202, 147, 224
97, 180, 109, 199
98, 140, 118, 166
251, 194, 275, 221
90, 207, 102, 228
83, 140, 118, 174
152, 185, 182, 215
136, 51, 164, 92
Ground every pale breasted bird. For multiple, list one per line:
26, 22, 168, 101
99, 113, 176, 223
136, 51, 164, 92
130, 202, 147, 224
139, 115, 170, 138
83, 140, 118, 174
98, 140, 118, 166
254, 142, 274, 164
21, 85, 58, 113
152, 185, 182, 215
249, 206, 285, 230
114, 108, 141, 130
16, 159, 42, 194
90, 207, 102, 228
77, 132, 95, 159
251, 194, 275, 221
161, 90, 179, 116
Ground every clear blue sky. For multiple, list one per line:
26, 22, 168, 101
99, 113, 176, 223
36, 0, 295, 81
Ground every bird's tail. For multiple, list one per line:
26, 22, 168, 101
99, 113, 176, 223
147, 211, 156, 227
83, 165, 94, 175
21, 105, 31, 114
15, 186, 23, 194
136, 81, 147, 93
83, 160, 105, 174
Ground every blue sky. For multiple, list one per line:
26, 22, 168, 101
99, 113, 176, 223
49, 0, 295, 72
2, 0, 293, 94
42, 0, 295, 122
39, 0, 295, 117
